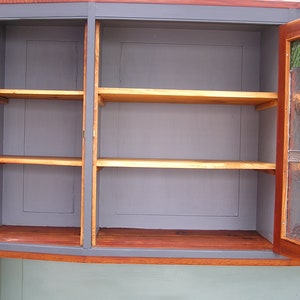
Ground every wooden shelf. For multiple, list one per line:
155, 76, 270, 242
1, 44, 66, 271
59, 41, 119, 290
97, 158, 276, 171
0, 89, 84, 101
97, 228, 273, 251
98, 87, 278, 110
0, 155, 82, 167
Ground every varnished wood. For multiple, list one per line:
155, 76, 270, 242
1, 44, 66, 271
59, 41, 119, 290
0, 227, 298, 265
98, 87, 277, 108
97, 87, 278, 106
97, 228, 273, 251
0, 250, 296, 266
274, 19, 300, 257
0, 0, 299, 9
0, 226, 80, 246
0, 155, 82, 166
0, 89, 84, 101
255, 100, 278, 111
97, 158, 276, 170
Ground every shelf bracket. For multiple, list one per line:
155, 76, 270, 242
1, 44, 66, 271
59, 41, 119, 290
0, 96, 9, 104
98, 94, 104, 106
255, 100, 277, 111
257, 169, 276, 175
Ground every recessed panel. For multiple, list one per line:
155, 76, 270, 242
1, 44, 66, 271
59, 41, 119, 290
115, 169, 239, 217
120, 42, 242, 90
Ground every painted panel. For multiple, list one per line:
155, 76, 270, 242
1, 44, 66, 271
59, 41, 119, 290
1, 25, 83, 226
1, 259, 300, 300
119, 42, 242, 90
256, 26, 279, 242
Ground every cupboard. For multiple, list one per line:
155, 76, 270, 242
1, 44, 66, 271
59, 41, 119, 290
0, 0, 299, 265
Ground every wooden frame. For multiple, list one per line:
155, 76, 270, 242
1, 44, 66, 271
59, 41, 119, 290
274, 19, 300, 258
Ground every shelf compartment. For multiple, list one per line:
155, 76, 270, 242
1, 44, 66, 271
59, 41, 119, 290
0, 89, 84, 101
96, 228, 273, 251
98, 87, 278, 109
0, 155, 82, 167
97, 158, 276, 171
0, 226, 80, 247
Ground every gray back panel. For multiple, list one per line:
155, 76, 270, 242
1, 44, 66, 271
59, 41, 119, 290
98, 25, 260, 230
257, 26, 279, 242
2, 25, 84, 226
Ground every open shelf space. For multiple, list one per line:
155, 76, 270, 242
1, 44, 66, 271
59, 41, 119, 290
0, 155, 82, 167
0, 89, 84, 101
0, 22, 85, 248
98, 87, 278, 110
96, 228, 273, 251
97, 158, 276, 171
0, 226, 80, 247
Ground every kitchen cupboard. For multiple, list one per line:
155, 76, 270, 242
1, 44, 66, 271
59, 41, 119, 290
0, 1, 299, 264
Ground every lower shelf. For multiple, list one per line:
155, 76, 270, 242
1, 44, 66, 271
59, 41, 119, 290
0, 227, 298, 265
96, 228, 273, 251
0, 226, 80, 247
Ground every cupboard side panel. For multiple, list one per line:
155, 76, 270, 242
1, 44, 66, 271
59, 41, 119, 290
257, 26, 278, 242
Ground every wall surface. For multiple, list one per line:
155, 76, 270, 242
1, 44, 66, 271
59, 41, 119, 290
1, 258, 300, 300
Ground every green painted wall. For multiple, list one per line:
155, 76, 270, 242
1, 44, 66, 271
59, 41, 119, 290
1, 259, 300, 300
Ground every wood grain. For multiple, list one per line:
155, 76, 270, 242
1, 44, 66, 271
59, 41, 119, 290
97, 158, 276, 170
0, 155, 82, 166
0, 226, 297, 265
0, 89, 84, 100
98, 87, 278, 109
0, 226, 80, 246
97, 228, 273, 251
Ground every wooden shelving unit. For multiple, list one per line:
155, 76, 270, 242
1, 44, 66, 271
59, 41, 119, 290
98, 87, 278, 110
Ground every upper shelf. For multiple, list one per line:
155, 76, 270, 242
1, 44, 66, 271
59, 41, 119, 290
0, 89, 84, 102
98, 87, 278, 110
0, 155, 82, 167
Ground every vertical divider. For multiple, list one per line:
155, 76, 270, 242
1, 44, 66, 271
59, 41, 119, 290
82, 7, 96, 249
92, 21, 100, 247
80, 22, 88, 246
